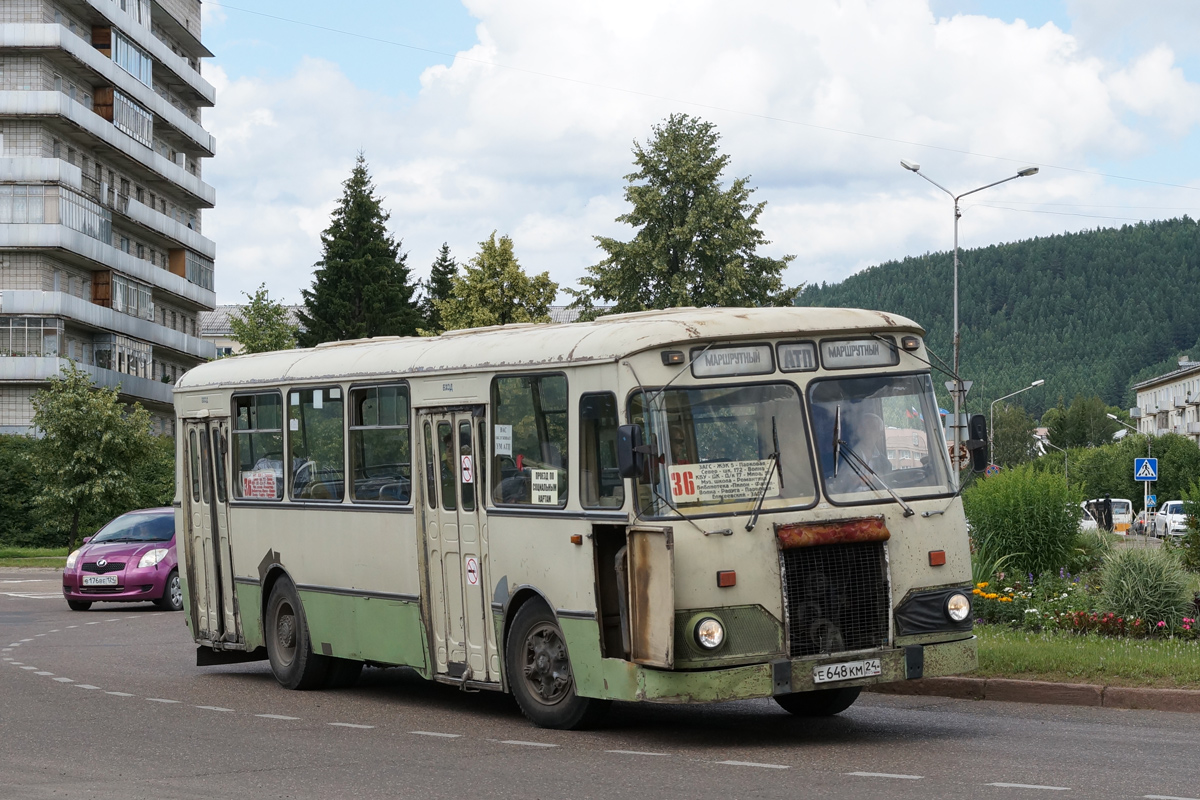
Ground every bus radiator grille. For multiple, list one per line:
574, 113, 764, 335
782, 541, 890, 658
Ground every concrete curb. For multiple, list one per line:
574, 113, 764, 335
867, 677, 1200, 713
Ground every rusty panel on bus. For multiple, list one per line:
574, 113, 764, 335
627, 525, 674, 668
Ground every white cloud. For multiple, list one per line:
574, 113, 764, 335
202, 0, 1200, 305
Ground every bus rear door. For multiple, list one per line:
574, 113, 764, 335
182, 417, 240, 645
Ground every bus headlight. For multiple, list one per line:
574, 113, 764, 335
694, 617, 725, 650
945, 593, 971, 622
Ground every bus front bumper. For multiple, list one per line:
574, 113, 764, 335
587, 636, 977, 703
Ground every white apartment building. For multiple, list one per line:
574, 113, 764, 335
0, 0, 215, 435
1131, 357, 1200, 445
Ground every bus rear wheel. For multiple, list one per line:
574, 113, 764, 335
774, 687, 861, 717
506, 602, 609, 730
265, 575, 329, 690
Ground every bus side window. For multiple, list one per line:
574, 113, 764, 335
287, 386, 345, 502
490, 373, 569, 508
231, 392, 283, 500
348, 384, 411, 504
423, 421, 437, 509
580, 392, 624, 509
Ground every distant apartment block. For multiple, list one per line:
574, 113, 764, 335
0, 0, 215, 435
1131, 357, 1200, 445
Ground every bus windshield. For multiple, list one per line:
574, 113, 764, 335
809, 373, 952, 503
630, 383, 817, 517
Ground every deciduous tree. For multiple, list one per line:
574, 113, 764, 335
230, 283, 298, 354
992, 403, 1037, 467
437, 232, 557, 330
29, 364, 156, 551
298, 154, 420, 346
573, 113, 796, 316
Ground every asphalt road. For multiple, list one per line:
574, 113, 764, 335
4, 567, 1200, 800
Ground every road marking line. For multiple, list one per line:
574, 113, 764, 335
3, 657, 13, 661
716, 761, 790, 770
105, 619, 119, 622
847, 772, 923, 780
49, 630, 59, 633
35, 633, 46, 637
10, 662, 23, 665
501, 740, 558, 748
86, 622, 101, 625
20, 639, 32, 642
1144, 795, 1200, 800
146, 698, 180, 703
987, 783, 1070, 791
53, 677, 73, 683
20, 666, 38, 670
410, 731, 462, 738
75, 685, 100, 690
105, 692, 134, 697
66, 626, 77, 629
256, 714, 301, 720
606, 750, 669, 756
196, 706, 234, 712
34, 671, 53, 675
329, 723, 374, 729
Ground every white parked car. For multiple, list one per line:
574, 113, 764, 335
1152, 501, 1189, 538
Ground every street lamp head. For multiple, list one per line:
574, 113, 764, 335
1106, 413, 1119, 421
1017, 167, 1040, 177
900, 159, 921, 172
1031, 379, 1045, 387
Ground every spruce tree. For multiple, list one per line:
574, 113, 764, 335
419, 243, 458, 333
298, 154, 420, 347
573, 113, 797, 316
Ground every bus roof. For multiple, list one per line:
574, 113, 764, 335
176, 306, 923, 391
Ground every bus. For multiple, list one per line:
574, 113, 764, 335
174, 306, 979, 729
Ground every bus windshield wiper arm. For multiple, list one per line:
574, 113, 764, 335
745, 418, 781, 532
837, 440, 915, 517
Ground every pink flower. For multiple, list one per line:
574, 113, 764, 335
1157, 621, 1166, 628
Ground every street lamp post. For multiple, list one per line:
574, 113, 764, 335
901, 160, 1039, 480
1108, 413, 1152, 521
989, 379, 1046, 466
1040, 437, 1068, 490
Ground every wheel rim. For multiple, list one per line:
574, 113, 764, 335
273, 599, 297, 667
169, 575, 182, 608
521, 621, 572, 706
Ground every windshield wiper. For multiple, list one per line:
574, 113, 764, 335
745, 417, 781, 532
837, 438, 915, 517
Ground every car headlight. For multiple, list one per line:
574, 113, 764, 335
694, 617, 725, 650
138, 549, 170, 569
65, 549, 80, 570
945, 593, 971, 622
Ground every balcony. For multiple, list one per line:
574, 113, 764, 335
0, 91, 215, 207
1129, 406, 1143, 418
1, 290, 213, 360
80, 174, 215, 258
1174, 397, 1187, 409
1189, 422, 1200, 435
0, 354, 176, 404
0, 24, 215, 155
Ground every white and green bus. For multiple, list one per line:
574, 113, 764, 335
174, 307, 980, 729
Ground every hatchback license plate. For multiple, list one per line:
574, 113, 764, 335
813, 658, 882, 684
82, 575, 118, 586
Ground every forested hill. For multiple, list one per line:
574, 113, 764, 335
793, 218, 1200, 416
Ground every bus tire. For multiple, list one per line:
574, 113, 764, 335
506, 601, 609, 730
774, 687, 861, 717
265, 576, 329, 690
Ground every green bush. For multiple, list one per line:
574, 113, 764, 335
0, 435, 40, 547
1066, 528, 1115, 575
1098, 547, 1192, 625
964, 464, 1081, 576
1178, 481, 1200, 574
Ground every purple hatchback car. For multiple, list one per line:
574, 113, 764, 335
62, 508, 182, 612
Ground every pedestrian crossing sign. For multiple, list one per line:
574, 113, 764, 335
1134, 457, 1158, 481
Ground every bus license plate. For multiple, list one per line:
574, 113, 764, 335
82, 575, 118, 586
813, 658, 882, 684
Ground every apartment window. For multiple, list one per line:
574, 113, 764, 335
53, 140, 61, 159
93, 333, 150, 378
112, 30, 153, 87
112, 90, 153, 147
184, 251, 214, 291
171, 311, 177, 330
136, 244, 145, 260
109, 273, 154, 321
0, 317, 64, 357
120, 236, 130, 253
53, 75, 62, 92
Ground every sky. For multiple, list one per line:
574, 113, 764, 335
197, 0, 1200, 306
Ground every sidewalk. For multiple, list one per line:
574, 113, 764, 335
868, 677, 1200, 713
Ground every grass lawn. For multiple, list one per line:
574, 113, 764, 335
0, 547, 67, 568
976, 625, 1200, 689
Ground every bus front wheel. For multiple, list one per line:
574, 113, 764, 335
265, 576, 329, 690
774, 687, 861, 716
506, 602, 609, 730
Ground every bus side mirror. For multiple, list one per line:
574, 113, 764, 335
967, 414, 988, 473
616, 425, 644, 479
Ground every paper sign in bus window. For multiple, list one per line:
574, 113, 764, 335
531, 469, 559, 505
669, 460, 779, 503
242, 470, 277, 499
494, 424, 513, 456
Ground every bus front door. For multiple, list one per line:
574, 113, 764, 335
420, 409, 497, 685
182, 418, 240, 645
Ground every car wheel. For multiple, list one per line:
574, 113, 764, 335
505, 601, 609, 730
265, 575, 329, 690
154, 569, 183, 611
67, 600, 92, 612
774, 687, 862, 716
